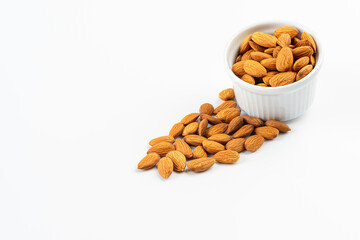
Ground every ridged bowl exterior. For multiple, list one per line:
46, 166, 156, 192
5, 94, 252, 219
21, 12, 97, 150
224, 22, 323, 121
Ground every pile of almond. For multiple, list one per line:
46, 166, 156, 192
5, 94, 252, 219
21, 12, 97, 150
232, 26, 317, 87
138, 88, 291, 178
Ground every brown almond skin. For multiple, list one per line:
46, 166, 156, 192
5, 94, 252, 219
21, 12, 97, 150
232, 124, 254, 138
251, 32, 277, 48
169, 122, 184, 138
208, 134, 232, 144
198, 119, 208, 136
138, 153, 161, 170
158, 157, 173, 178
249, 41, 266, 52
200, 114, 222, 125
149, 136, 175, 146
301, 32, 317, 53
166, 150, 186, 172
293, 57, 309, 72
265, 120, 291, 133
232, 61, 246, 76
241, 49, 254, 61
235, 55, 242, 62
193, 146, 207, 159
263, 71, 278, 85
187, 158, 215, 172
245, 135, 264, 152
182, 122, 199, 136
241, 74, 255, 85
276, 46, 293, 72
226, 138, 246, 152
264, 48, 274, 54
255, 126, 279, 140
296, 65, 313, 81
261, 58, 277, 71
226, 116, 243, 134
183, 135, 207, 146
199, 103, 214, 115
242, 116, 264, 127
257, 83, 268, 87
213, 101, 237, 114
269, 72, 296, 87
292, 46, 313, 59
180, 113, 200, 125
202, 140, 225, 154
174, 139, 193, 158
273, 46, 282, 58
277, 33, 291, 47
205, 123, 228, 137
310, 55, 316, 66
250, 52, 272, 62
147, 142, 175, 157
274, 26, 299, 38
294, 39, 312, 48
216, 108, 241, 123
243, 60, 267, 77
219, 88, 235, 101
213, 150, 240, 164
239, 34, 252, 54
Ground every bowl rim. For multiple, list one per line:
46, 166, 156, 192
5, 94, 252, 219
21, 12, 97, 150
224, 21, 323, 95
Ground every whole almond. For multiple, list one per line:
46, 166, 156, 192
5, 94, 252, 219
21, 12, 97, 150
208, 134, 232, 144
213, 150, 240, 164
310, 55, 316, 66
193, 146, 208, 159
261, 58, 277, 71
183, 135, 207, 146
250, 52, 272, 62
200, 114, 222, 125
166, 150, 186, 172
241, 74, 255, 85
158, 157, 173, 178
273, 46, 282, 58
277, 33, 291, 47
226, 116, 243, 134
255, 126, 279, 140
180, 113, 200, 125
265, 120, 291, 132
294, 39, 312, 48
213, 101, 237, 114
262, 71, 279, 85
276, 47, 293, 72
292, 46, 313, 59
219, 88, 235, 101
269, 72, 296, 87
182, 122, 199, 136
241, 49, 254, 61
251, 32, 277, 48
147, 142, 175, 156
198, 119, 208, 136
249, 41, 266, 52
205, 123, 228, 137
232, 124, 254, 138
245, 135, 264, 152
296, 65, 313, 81
202, 140, 225, 154
199, 103, 214, 115
293, 57, 309, 71
264, 48, 274, 55
232, 61, 246, 76
169, 122, 184, 138
274, 26, 299, 38
239, 34, 252, 54
138, 153, 161, 170
187, 158, 215, 172
149, 136, 175, 146
301, 32, 317, 53
216, 108, 241, 123
174, 139, 193, 158
242, 116, 264, 127
244, 60, 267, 77
226, 138, 246, 152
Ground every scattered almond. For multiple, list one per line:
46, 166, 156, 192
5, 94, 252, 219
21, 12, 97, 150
200, 114, 222, 125
202, 140, 225, 154
226, 116, 244, 134
219, 88, 235, 101
226, 138, 246, 152
174, 139, 193, 158
158, 157, 173, 178
138, 153, 161, 170
213, 150, 240, 163
213, 101, 237, 114
182, 122, 199, 136
199, 103, 214, 115
187, 158, 215, 172
198, 119, 208, 136
208, 133, 232, 144
205, 123, 228, 137
255, 126, 279, 140
245, 135, 264, 152
147, 142, 175, 156
169, 122, 184, 138
242, 116, 264, 127
232, 124, 254, 138
265, 120, 291, 132
149, 136, 175, 146
180, 113, 200, 125
193, 146, 208, 159
216, 108, 241, 123
183, 135, 207, 146
166, 150, 186, 172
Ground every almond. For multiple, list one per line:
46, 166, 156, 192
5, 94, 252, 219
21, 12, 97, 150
301, 32, 317, 53
276, 47, 293, 72
149, 136, 175, 146
182, 122, 199, 136
226, 116, 243, 134
213, 101, 237, 114
239, 34, 252, 54
187, 158, 215, 172
251, 32, 277, 48
216, 108, 241, 123
292, 46, 313, 59
199, 103, 214, 115
208, 133, 232, 144
169, 122, 184, 138
250, 52, 272, 62
269, 72, 296, 87
205, 123, 228, 137
264, 48, 274, 55
137, 153, 161, 170
255, 126, 279, 140
241, 49, 254, 61
232, 124, 254, 138
198, 119, 208, 136
158, 157, 173, 178
235, 55, 242, 62
274, 26, 299, 38
294, 39, 312, 48
265, 120, 291, 132
293, 57, 309, 71
202, 140, 225, 154
262, 71, 278, 85
261, 58, 277, 71
193, 146, 208, 159
245, 135, 264, 152
183, 135, 207, 146
219, 88, 235, 101
147, 142, 175, 156
243, 60, 267, 77
241, 74, 255, 85
249, 41, 266, 52
180, 113, 200, 125
174, 139, 193, 158
242, 116, 264, 127
232, 61, 246, 76
213, 150, 240, 164
166, 150, 186, 172
226, 138, 246, 152
273, 46, 282, 58
277, 33, 291, 47
293, 37, 301, 44
257, 83, 268, 87
310, 55, 316, 66
200, 114, 222, 125
296, 65, 313, 81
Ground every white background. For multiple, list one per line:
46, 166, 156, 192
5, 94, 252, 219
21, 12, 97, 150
1, 0, 360, 239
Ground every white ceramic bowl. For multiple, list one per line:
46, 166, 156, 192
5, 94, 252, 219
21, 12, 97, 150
224, 22, 323, 121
